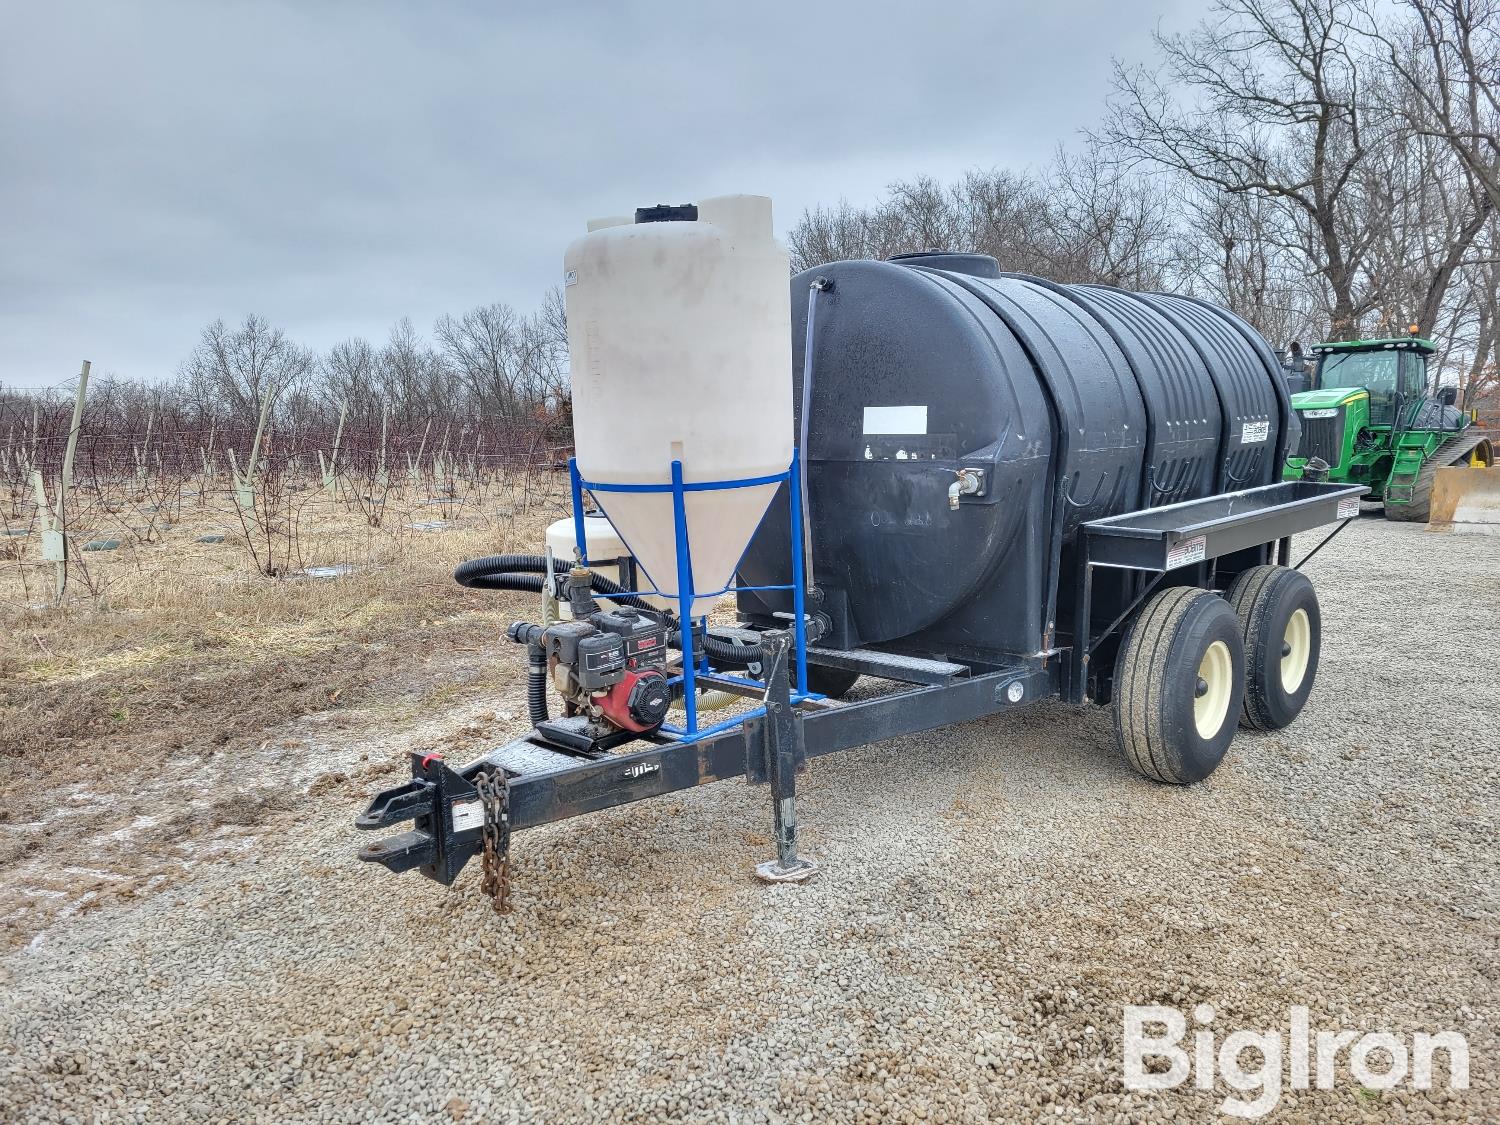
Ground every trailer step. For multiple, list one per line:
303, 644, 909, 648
807, 647, 970, 685
475, 736, 605, 777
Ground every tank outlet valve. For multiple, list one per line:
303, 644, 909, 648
948, 468, 985, 509
566, 566, 599, 618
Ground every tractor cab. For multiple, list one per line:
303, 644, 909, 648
1310, 337, 1433, 427
1283, 334, 1491, 520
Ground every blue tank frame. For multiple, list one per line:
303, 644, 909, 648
567, 450, 814, 742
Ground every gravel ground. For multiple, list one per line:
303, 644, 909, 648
2, 518, 1496, 1123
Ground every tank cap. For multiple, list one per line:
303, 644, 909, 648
887, 251, 1001, 278
635, 203, 698, 223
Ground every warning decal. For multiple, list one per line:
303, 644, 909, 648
451, 798, 484, 834
1242, 420, 1270, 444
1165, 535, 1207, 569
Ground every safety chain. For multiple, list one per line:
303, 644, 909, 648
474, 769, 512, 914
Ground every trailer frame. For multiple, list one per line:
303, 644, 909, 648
356, 479, 1367, 896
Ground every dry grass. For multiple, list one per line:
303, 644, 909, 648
0, 472, 584, 945
0, 474, 571, 811
0, 468, 764, 946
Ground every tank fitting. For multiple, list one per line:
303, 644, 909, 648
948, 468, 985, 509
566, 566, 598, 618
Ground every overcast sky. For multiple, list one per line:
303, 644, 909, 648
1, 0, 1198, 389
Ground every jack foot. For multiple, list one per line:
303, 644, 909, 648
754, 856, 819, 884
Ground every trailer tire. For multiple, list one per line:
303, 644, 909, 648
1226, 565, 1320, 731
1113, 587, 1245, 785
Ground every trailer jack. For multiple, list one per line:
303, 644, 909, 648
751, 631, 817, 883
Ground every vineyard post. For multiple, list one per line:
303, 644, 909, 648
435, 420, 451, 486
377, 402, 390, 488
323, 399, 347, 497
133, 411, 154, 491
235, 381, 275, 511
406, 417, 432, 486
34, 360, 90, 602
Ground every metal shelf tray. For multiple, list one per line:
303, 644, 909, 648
1082, 481, 1369, 571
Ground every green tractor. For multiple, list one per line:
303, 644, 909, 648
1282, 334, 1494, 521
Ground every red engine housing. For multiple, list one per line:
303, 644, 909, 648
597, 667, 669, 733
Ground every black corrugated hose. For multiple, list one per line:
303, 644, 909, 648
525, 641, 549, 724
453, 554, 657, 611
698, 633, 763, 667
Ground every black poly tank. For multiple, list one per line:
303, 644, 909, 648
738, 254, 1292, 656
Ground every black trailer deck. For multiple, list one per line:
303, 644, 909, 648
356, 480, 1367, 904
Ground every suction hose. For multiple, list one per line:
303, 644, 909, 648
673, 688, 739, 713
504, 623, 552, 725
453, 554, 656, 611
525, 641, 549, 725
697, 632, 765, 666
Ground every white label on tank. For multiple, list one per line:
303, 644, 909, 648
1302, 408, 1338, 419
563, 269, 578, 287
1337, 497, 1360, 519
863, 405, 927, 435
1242, 420, 1270, 443
1165, 535, 1207, 569
451, 798, 484, 834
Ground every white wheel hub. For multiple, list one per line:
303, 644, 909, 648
1194, 640, 1233, 739
1280, 607, 1311, 693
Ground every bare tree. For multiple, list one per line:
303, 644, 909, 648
789, 192, 942, 269
1374, 0, 1500, 212
787, 160, 1174, 287
1099, 0, 1384, 338
1359, 94, 1492, 339
1354, 18, 1496, 341
434, 302, 528, 422
1035, 147, 1175, 287
1172, 184, 1327, 345
322, 337, 379, 415
515, 290, 571, 415
1446, 210, 1500, 405
178, 314, 313, 422
376, 318, 445, 431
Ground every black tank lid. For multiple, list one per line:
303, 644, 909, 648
635, 203, 698, 223
888, 251, 1001, 278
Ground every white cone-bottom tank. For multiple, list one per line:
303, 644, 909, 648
564, 195, 793, 617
